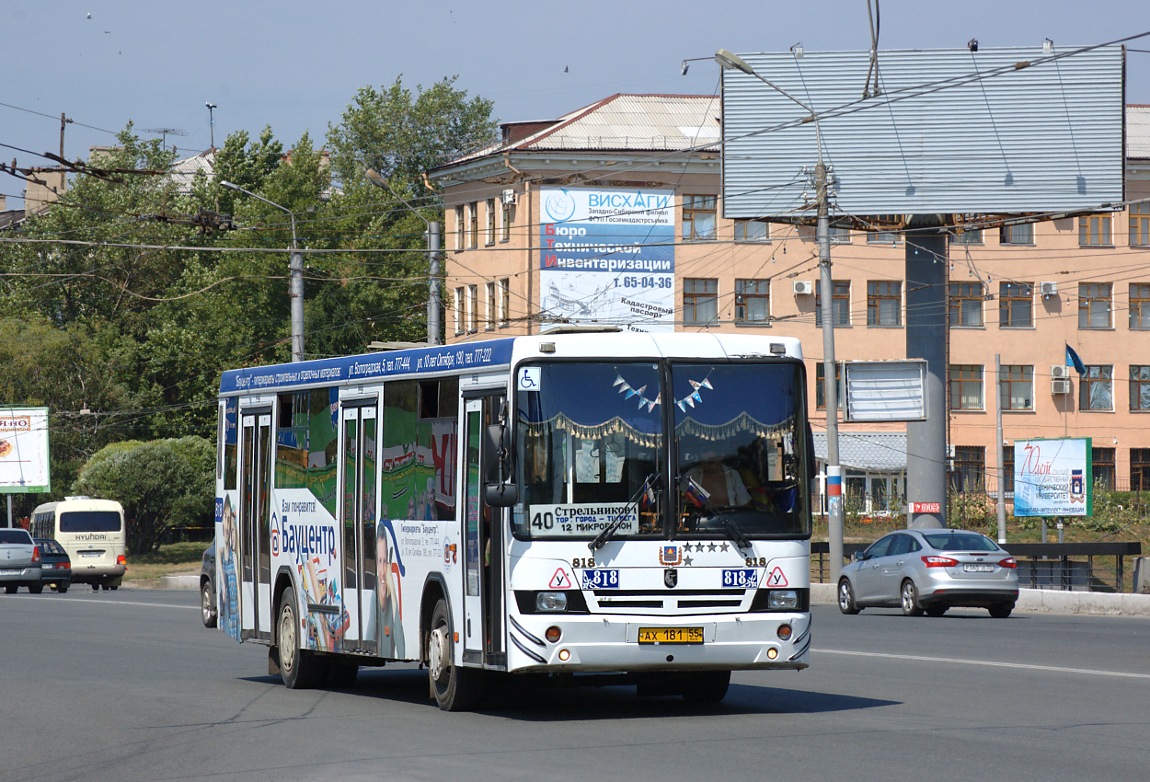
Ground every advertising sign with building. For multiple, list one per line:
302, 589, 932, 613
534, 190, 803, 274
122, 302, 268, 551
1013, 437, 1091, 517
0, 407, 51, 494
539, 187, 675, 331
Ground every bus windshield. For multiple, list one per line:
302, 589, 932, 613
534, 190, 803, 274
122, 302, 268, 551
59, 511, 123, 533
513, 359, 810, 541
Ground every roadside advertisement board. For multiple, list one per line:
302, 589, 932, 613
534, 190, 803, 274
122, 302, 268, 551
1012, 437, 1091, 517
538, 187, 675, 331
0, 407, 51, 494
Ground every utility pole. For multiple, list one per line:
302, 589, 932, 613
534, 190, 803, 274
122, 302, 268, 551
59, 113, 71, 159
817, 162, 844, 582
205, 103, 218, 149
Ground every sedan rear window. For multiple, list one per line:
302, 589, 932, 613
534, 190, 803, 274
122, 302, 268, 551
0, 529, 33, 544
921, 532, 999, 552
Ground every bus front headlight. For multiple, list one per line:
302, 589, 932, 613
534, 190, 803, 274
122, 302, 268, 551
536, 591, 569, 612
768, 589, 799, 609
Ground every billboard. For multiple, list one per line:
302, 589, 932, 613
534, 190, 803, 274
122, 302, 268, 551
1013, 437, 1091, 517
538, 187, 675, 331
720, 45, 1125, 219
843, 360, 927, 422
0, 407, 51, 494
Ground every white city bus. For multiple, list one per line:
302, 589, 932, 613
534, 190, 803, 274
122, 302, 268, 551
215, 331, 813, 709
29, 497, 127, 590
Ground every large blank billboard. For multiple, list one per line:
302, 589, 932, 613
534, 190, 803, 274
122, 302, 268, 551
720, 45, 1125, 219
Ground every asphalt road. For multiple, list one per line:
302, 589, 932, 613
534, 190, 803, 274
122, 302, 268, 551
2, 589, 1148, 782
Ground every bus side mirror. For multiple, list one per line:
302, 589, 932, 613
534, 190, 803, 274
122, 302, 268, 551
484, 423, 519, 508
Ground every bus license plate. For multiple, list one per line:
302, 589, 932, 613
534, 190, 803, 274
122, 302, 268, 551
638, 627, 703, 645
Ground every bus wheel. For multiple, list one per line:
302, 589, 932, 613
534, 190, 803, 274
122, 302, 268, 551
428, 599, 483, 711
92, 584, 100, 592
682, 670, 731, 704
277, 587, 321, 689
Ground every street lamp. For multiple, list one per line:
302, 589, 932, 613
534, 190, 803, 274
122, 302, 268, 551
205, 102, 217, 149
365, 169, 442, 346
220, 180, 305, 362
716, 48, 845, 580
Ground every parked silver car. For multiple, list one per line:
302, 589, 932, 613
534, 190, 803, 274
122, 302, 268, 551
1, 527, 43, 593
838, 529, 1019, 618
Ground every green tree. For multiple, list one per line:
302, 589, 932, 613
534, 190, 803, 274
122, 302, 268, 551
72, 436, 214, 554
326, 76, 498, 194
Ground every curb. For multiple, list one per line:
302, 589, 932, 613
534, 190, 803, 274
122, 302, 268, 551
812, 583, 1150, 617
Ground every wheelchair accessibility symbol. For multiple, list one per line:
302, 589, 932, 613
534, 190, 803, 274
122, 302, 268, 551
518, 367, 541, 391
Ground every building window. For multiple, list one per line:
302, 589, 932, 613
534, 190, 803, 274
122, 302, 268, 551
734, 219, 769, 242
948, 282, 985, 327
1130, 284, 1150, 330
734, 279, 770, 324
815, 280, 851, 327
949, 365, 984, 411
683, 278, 718, 325
1000, 224, 1034, 245
453, 286, 464, 335
484, 281, 495, 330
952, 228, 983, 245
467, 285, 478, 332
682, 195, 716, 241
1131, 448, 1150, 492
453, 206, 464, 251
999, 282, 1033, 328
1001, 447, 1014, 496
999, 365, 1033, 411
1131, 201, 1150, 248
467, 202, 478, 249
1093, 447, 1116, 491
497, 277, 510, 327
1078, 283, 1112, 329
951, 446, 986, 492
485, 198, 495, 245
1079, 365, 1113, 411
828, 224, 851, 244
1079, 214, 1113, 247
1130, 365, 1150, 412
500, 201, 512, 242
866, 216, 902, 244
867, 281, 902, 326
815, 362, 842, 410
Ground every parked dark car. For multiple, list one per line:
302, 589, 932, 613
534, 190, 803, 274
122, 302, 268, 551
838, 528, 1019, 618
35, 538, 71, 593
200, 544, 217, 628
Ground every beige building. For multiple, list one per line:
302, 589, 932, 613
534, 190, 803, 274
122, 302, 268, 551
430, 95, 1150, 510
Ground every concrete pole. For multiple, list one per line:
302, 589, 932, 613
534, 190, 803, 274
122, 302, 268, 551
817, 162, 844, 582
905, 225, 948, 528
428, 221, 442, 345
289, 225, 304, 363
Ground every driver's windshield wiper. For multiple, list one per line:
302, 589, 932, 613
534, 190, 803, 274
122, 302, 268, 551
588, 474, 659, 551
720, 517, 750, 549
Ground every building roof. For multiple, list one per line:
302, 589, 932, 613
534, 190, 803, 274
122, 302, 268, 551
812, 432, 907, 472
1129, 105, 1150, 159
446, 94, 722, 167
170, 148, 215, 194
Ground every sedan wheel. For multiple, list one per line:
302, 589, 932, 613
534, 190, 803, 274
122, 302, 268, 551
837, 579, 861, 614
900, 580, 924, 616
988, 603, 1014, 618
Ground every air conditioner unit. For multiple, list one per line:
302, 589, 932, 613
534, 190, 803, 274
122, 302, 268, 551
1051, 364, 1070, 379
792, 280, 814, 296
501, 189, 517, 205
1040, 281, 1058, 297
1051, 378, 1072, 395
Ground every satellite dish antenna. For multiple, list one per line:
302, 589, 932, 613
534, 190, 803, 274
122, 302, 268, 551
144, 127, 188, 149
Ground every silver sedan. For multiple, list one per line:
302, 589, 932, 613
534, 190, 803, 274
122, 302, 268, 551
838, 529, 1019, 618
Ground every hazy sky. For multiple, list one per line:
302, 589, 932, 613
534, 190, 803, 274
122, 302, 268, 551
3, 1, 1148, 208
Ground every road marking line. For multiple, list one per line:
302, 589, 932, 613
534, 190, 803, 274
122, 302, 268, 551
818, 648, 1150, 680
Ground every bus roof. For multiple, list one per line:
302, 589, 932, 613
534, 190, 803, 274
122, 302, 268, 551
218, 332, 802, 396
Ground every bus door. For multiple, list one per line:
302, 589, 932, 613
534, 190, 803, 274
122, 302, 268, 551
239, 410, 273, 640
339, 400, 378, 653
462, 396, 506, 667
